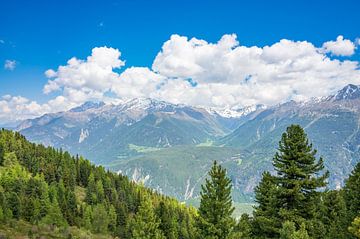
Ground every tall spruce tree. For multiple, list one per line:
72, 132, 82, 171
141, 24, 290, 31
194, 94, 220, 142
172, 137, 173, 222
252, 171, 280, 238
198, 161, 235, 239
129, 193, 165, 239
253, 125, 329, 238
344, 162, 360, 229
273, 125, 328, 222
320, 190, 349, 239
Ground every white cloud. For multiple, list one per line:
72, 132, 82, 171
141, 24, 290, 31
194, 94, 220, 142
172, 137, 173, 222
152, 34, 360, 107
43, 46, 124, 105
112, 67, 166, 99
1, 34, 360, 124
322, 35, 356, 56
4, 60, 16, 70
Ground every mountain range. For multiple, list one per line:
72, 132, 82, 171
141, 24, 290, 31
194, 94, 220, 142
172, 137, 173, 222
16, 84, 360, 203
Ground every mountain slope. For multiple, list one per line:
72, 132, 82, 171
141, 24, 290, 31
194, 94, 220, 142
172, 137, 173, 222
15, 84, 360, 203
0, 129, 197, 238
220, 84, 360, 189
18, 98, 232, 164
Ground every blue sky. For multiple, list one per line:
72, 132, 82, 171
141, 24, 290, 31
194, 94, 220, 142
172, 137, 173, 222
0, 0, 360, 123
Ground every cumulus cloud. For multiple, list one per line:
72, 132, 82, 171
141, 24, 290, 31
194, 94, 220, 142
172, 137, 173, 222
152, 34, 360, 107
1, 34, 360, 124
322, 35, 356, 56
4, 60, 16, 70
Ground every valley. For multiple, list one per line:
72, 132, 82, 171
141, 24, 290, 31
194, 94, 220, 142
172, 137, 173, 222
16, 84, 360, 203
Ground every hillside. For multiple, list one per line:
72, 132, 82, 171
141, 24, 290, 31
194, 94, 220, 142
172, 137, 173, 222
18, 98, 237, 164
220, 84, 360, 190
0, 129, 197, 238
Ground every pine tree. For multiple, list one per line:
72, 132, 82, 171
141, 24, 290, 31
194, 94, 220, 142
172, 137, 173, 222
41, 197, 68, 228
320, 190, 349, 239
252, 171, 280, 238
273, 125, 328, 224
349, 216, 360, 238
253, 125, 329, 238
129, 193, 165, 239
344, 162, 360, 228
231, 213, 252, 239
197, 161, 235, 239
7, 192, 21, 219
108, 204, 117, 233
157, 201, 178, 239
85, 173, 97, 205
82, 205, 92, 231
92, 203, 109, 234
280, 221, 310, 239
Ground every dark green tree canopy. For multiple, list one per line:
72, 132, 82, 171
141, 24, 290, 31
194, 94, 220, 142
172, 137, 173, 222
198, 160, 235, 239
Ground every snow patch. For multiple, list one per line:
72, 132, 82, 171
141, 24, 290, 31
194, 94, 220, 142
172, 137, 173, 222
184, 177, 195, 200
79, 128, 89, 143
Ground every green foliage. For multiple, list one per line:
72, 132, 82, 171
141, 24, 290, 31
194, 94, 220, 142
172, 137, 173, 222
129, 193, 165, 239
280, 221, 310, 239
40, 197, 68, 228
232, 214, 252, 239
319, 190, 349, 239
253, 125, 329, 238
344, 162, 360, 224
92, 203, 109, 234
197, 160, 235, 239
2, 125, 360, 239
0, 129, 196, 238
349, 216, 360, 238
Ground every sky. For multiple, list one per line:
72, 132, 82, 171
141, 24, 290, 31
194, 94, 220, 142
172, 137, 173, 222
0, 0, 360, 124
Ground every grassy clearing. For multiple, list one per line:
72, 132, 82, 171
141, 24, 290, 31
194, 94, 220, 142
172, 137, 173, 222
196, 139, 214, 147
128, 144, 161, 153
0, 220, 114, 239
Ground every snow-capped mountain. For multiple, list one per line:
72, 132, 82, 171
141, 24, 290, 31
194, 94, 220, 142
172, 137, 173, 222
332, 84, 360, 101
16, 84, 360, 202
208, 104, 266, 118
18, 98, 239, 164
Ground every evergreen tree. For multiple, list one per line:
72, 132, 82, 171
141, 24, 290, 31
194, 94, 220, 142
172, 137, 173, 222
253, 125, 329, 238
344, 162, 360, 227
92, 203, 109, 234
82, 205, 92, 231
273, 125, 328, 222
280, 221, 310, 239
108, 204, 117, 233
129, 193, 165, 239
41, 197, 68, 228
85, 173, 97, 204
252, 171, 280, 238
349, 216, 360, 238
7, 192, 21, 219
158, 201, 178, 239
320, 190, 349, 239
231, 214, 252, 239
197, 161, 235, 239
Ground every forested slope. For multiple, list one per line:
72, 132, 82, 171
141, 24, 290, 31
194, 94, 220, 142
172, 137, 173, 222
0, 129, 196, 238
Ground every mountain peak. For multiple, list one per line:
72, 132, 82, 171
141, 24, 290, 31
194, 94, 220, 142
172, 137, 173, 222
210, 104, 266, 118
333, 84, 360, 101
70, 101, 105, 112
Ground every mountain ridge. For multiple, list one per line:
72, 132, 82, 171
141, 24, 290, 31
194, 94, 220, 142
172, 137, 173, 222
14, 84, 360, 202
